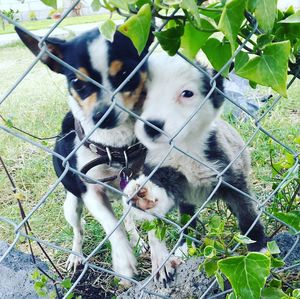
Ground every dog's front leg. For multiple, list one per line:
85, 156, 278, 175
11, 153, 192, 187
124, 176, 183, 285
82, 185, 136, 282
64, 191, 84, 271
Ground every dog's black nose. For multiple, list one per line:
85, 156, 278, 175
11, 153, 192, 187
144, 119, 165, 139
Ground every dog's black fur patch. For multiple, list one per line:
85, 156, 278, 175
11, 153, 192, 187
53, 112, 87, 198
143, 164, 189, 206
202, 70, 224, 109
205, 130, 266, 250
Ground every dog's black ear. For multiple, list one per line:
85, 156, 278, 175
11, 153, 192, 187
15, 26, 66, 74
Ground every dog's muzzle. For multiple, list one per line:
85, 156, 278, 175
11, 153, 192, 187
143, 119, 165, 139
92, 105, 120, 129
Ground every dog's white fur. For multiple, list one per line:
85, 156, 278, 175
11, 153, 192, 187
123, 53, 260, 282
63, 36, 142, 281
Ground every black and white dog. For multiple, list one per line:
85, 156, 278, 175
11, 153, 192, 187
16, 27, 153, 281
123, 53, 267, 283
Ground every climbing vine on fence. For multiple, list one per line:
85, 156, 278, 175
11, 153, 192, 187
42, 0, 300, 97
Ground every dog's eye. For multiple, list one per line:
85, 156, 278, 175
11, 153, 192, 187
181, 90, 194, 98
71, 78, 87, 92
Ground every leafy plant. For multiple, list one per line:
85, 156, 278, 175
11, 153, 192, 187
188, 216, 299, 299
40, 0, 300, 97
1, 8, 20, 30
267, 135, 300, 237
31, 269, 80, 299
1, 8, 20, 21
31, 269, 56, 298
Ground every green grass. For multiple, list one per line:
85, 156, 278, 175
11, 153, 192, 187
0, 42, 299, 292
0, 13, 123, 35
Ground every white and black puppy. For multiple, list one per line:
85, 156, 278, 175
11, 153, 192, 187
16, 27, 153, 282
123, 53, 266, 284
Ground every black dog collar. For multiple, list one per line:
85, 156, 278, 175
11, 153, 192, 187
74, 119, 146, 183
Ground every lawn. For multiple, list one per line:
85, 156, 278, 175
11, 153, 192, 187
0, 41, 299, 296
0, 13, 122, 35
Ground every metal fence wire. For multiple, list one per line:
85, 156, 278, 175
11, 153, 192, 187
0, 1, 299, 299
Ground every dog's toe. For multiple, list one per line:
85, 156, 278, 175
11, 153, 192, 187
153, 256, 182, 286
66, 254, 84, 273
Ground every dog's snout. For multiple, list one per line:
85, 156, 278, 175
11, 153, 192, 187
144, 119, 165, 139
93, 106, 118, 129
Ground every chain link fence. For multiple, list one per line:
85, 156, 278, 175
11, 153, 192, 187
0, 1, 299, 298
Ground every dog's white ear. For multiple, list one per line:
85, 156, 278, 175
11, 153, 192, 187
15, 26, 65, 74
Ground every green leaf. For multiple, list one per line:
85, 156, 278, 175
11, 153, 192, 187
215, 270, 225, 291
180, 213, 191, 225
274, 211, 300, 232
188, 246, 197, 256
66, 293, 74, 299
235, 51, 249, 72
218, 253, 271, 299
100, 19, 116, 42
91, 0, 101, 11
181, 20, 215, 59
31, 269, 40, 280
204, 259, 218, 277
34, 281, 45, 289
181, 0, 200, 26
61, 278, 72, 289
135, 0, 152, 8
261, 287, 288, 299
209, 215, 223, 230
267, 241, 281, 255
234, 234, 256, 245
155, 225, 167, 241
218, 0, 246, 52
279, 11, 300, 23
295, 136, 300, 145
118, 4, 152, 54
226, 293, 237, 299
40, 0, 57, 9
204, 245, 216, 258
293, 289, 300, 298
246, 0, 257, 12
254, 0, 277, 32
40, 275, 48, 284
202, 38, 231, 76
141, 220, 156, 231
257, 34, 274, 49
154, 23, 184, 56
110, 0, 129, 10
163, 0, 182, 5
235, 41, 290, 97
269, 278, 282, 288
270, 256, 285, 268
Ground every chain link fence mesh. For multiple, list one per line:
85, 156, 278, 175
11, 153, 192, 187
0, 1, 299, 298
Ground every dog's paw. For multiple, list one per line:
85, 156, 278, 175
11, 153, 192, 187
124, 179, 158, 211
66, 253, 84, 273
152, 255, 182, 287
112, 241, 137, 279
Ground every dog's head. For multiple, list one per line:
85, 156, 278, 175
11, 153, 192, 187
135, 53, 224, 150
16, 27, 153, 130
